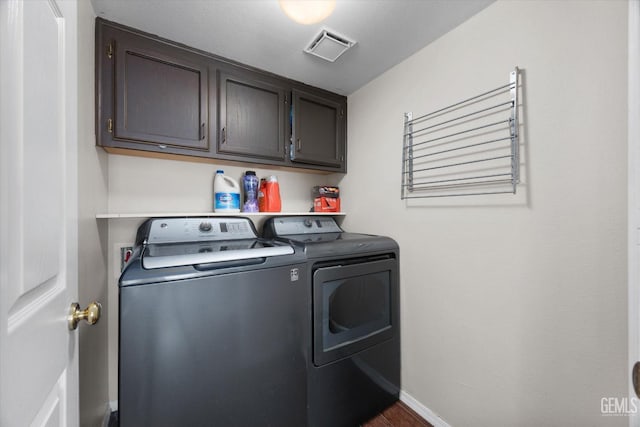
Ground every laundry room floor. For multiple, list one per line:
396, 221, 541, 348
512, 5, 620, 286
107, 399, 433, 427
364, 401, 434, 427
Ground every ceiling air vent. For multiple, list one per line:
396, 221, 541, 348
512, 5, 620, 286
304, 29, 356, 63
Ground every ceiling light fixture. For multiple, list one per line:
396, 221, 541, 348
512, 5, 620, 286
278, 0, 336, 25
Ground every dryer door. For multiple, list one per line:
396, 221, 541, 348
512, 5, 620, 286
312, 256, 398, 366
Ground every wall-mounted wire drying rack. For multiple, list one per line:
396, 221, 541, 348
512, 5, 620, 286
402, 67, 520, 199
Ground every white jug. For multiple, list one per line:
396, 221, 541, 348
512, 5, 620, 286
213, 170, 240, 213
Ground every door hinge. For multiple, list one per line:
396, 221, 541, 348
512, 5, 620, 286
107, 118, 113, 133
106, 42, 113, 59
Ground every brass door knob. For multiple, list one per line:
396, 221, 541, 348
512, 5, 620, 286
68, 301, 101, 330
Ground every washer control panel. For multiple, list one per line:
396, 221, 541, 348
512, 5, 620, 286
267, 216, 342, 235
146, 217, 255, 244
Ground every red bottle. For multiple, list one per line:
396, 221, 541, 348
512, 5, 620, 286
265, 175, 281, 212
258, 178, 267, 212
258, 176, 281, 212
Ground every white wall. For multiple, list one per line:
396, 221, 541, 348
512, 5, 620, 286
77, 1, 110, 426
340, 1, 628, 425
105, 155, 340, 400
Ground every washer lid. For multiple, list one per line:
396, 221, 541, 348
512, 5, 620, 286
142, 239, 294, 269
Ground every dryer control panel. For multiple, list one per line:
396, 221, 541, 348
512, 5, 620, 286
264, 216, 342, 236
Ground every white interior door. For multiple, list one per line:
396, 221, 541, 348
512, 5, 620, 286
0, 0, 80, 426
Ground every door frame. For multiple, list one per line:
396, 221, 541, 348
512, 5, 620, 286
629, 1, 639, 426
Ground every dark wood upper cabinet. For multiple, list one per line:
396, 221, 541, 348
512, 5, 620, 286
218, 69, 286, 161
291, 89, 346, 171
96, 19, 347, 173
97, 21, 212, 155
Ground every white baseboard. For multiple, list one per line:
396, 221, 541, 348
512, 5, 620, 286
400, 390, 451, 427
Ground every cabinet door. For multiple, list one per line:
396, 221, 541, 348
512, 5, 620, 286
100, 25, 210, 152
291, 89, 346, 171
218, 70, 286, 161
114, 34, 208, 149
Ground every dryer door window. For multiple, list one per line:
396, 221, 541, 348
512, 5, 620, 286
313, 257, 397, 366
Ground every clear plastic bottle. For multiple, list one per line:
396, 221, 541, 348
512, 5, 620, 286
242, 171, 259, 212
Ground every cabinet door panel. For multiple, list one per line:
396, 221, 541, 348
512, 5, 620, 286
219, 71, 285, 161
292, 90, 345, 170
114, 35, 208, 150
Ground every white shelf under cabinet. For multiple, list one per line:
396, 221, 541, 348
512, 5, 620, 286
96, 212, 345, 219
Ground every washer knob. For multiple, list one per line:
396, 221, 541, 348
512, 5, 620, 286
303, 218, 313, 228
199, 222, 213, 232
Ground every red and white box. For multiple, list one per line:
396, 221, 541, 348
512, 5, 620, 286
314, 196, 341, 212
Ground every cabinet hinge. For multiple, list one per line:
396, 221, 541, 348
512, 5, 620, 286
340, 109, 344, 118
106, 42, 113, 59
107, 118, 113, 133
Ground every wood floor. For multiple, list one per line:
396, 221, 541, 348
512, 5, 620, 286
363, 401, 434, 427
108, 400, 433, 427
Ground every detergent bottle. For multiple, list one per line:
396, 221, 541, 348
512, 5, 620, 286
258, 176, 282, 212
265, 175, 281, 212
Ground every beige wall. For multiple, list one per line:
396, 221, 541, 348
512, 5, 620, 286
105, 155, 341, 400
83, 0, 630, 423
106, 155, 339, 214
340, 1, 628, 425
77, 1, 110, 426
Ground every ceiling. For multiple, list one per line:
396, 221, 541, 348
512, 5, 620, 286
90, 0, 494, 96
